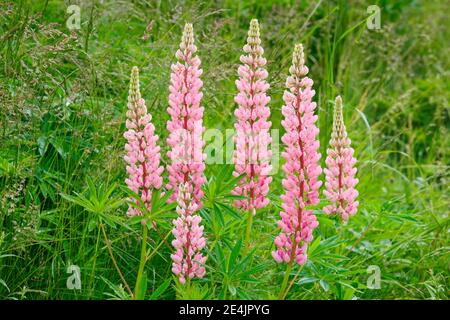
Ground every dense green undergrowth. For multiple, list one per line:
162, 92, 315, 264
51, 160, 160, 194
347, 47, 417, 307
0, 0, 448, 299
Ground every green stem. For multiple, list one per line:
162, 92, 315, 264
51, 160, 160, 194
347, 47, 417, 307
134, 223, 148, 300
100, 223, 133, 297
88, 225, 101, 298
186, 276, 191, 291
282, 265, 304, 300
278, 262, 293, 300
243, 209, 254, 255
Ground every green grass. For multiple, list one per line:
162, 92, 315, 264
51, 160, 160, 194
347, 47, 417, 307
0, 0, 448, 300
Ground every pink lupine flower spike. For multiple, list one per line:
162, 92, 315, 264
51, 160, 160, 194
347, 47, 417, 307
272, 44, 322, 299
124, 66, 164, 299
171, 183, 207, 285
166, 23, 206, 208
323, 96, 359, 221
232, 19, 272, 252
124, 66, 164, 217
167, 23, 207, 284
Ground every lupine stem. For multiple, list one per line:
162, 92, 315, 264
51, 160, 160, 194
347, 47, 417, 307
186, 275, 191, 291
279, 262, 293, 300
134, 223, 148, 299
243, 209, 254, 255
282, 265, 304, 300
100, 222, 133, 297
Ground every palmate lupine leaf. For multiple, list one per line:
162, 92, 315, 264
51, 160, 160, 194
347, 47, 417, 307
60, 178, 125, 228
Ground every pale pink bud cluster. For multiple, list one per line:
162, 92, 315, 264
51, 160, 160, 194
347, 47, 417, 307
166, 23, 206, 207
272, 44, 322, 265
124, 67, 164, 216
171, 183, 207, 284
232, 19, 272, 212
323, 96, 359, 221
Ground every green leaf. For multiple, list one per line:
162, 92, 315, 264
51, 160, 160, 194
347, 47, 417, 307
216, 202, 242, 220
343, 287, 355, 300
208, 178, 217, 200
88, 218, 97, 232
228, 239, 242, 273
37, 136, 47, 156
228, 285, 237, 297
0, 279, 10, 292
149, 279, 172, 300
319, 279, 330, 292
121, 186, 148, 215
213, 203, 225, 227
308, 236, 321, 254
214, 245, 226, 273
298, 277, 318, 285
219, 173, 245, 195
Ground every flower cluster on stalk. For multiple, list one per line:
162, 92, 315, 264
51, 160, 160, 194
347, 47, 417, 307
166, 23, 206, 208
232, 19, 272, 214
124, 66, 164, 217
272, 44, 322, 265
171, 183, 207, 284
323, 96, 359, 221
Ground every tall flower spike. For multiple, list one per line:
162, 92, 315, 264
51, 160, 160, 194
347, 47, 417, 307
272, 44, 322, 265
323, 96, 359, 221
171, 182, 207, 284
232, 19, 272, 213
124, 66, 164, 216
166, 23, 206, 207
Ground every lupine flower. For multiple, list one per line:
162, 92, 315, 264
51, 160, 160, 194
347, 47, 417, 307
124, 66, 164, 217
171, 182, 207, 284
232, 19, 272, 213
166, 23, 206, 208
272, 44, 322, 265
323, 96, 359, 221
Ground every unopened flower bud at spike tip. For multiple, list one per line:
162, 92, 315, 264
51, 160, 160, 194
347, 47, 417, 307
128, 66, 141, 106
246, 19, 262, 48
288, 43, 308, 81
293, 44, 303, 62
250, 18, 259, 30
335, 95, 343, 108
181, 23, 194, 48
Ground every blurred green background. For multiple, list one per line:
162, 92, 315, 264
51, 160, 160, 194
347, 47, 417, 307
0, 0, 448, 299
